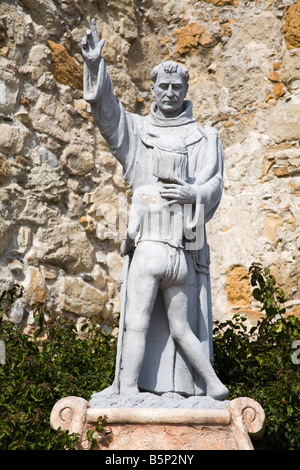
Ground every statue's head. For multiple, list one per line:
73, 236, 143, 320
150, 61, 189, 119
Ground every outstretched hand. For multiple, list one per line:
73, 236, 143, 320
81, 18, 105, 67
159, 177, 197, 206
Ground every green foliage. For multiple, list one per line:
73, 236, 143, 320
213, 263, 300, 450
86, 415, 110, 450
0, 285, 117, 450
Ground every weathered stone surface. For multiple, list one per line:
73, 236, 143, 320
225, 266, 251, 307
61, 145, 94, 176
175, 23, 216, 55
266, 98, 300, 142
0, 213, 11, 256
263, 212, 284, 243
284, 0, 300, 50
0, 0, 299, 329
58, 276, 108, 318
21, 0, 60, 33
0, 155, 10, 185
0, 122, 30, 155
16, 227, 31, 254
48, 40, 83, 90
29, 218, 95, 274
0, 72, 19, 115
108, 67, 138, 112
281, 49, 300, 91
24, 266, 49, 305
26, 163, 67, 202
203, 0, 239, 6
127, 36, 160, 90
9, 298, 26, 324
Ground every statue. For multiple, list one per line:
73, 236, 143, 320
81, 19, 228, 401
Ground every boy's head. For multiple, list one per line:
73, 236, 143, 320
152, 135, 188, 182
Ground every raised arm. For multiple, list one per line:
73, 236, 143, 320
81, 20, 130, 168
81, 19, 107, 102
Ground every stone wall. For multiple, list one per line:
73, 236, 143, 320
0, 0, 299, 331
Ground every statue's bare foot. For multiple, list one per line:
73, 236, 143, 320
206, 376, 229, 401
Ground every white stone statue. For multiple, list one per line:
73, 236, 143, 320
81, 19, 228, 402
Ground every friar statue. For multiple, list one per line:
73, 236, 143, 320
81, 19, 228, 401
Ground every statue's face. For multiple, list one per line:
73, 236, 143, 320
151, 69, 188, 118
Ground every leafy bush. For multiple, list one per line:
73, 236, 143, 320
213, 263, 300, 450
0, 285, 117, 450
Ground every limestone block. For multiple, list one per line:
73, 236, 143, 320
0, 213, 11, 256
281, 49, 300, 91
20, 197, 60, 226
21, 0, 61, 33
68, 192, 84, 218
106, 251, 124, 283
119, 15, 138, 43
28, 44, 52, 81
0, 122, 30, 155
225, 266, 251, 307
126, 36, 160, 90
88, 185, 125, 241
28, 44, 51, 68
91, 264, 107, 290
175, 23, 216, 55
24, 266, 49, 305
0, 155, 10, 185
263, 212, 284, 243
9, 298, 26, 324
61, 144, 94, 176
30, 217, 95, 274
202, 0, 239, 5
17, 227, 31, 254
100, 25, 124, 65
266, 98, 300, 142
284, 0, 300, 50
79, 215, 96, 233
26, 163, 67, 203
58, 276, 108, 318
108, 67, 138, 113
50, 396, 265, 450
36, 72, 56, 91
38, 146, 59, 167
0, 73, 19, 115
48, 40, 83, 90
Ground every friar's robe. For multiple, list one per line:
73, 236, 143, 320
84, 58, 224, 396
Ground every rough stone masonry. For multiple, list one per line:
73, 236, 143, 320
0, 0, 299, 333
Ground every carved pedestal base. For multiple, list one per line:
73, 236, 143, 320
50, 396, 265, 450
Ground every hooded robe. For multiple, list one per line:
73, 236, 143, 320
84, 59, 224, 396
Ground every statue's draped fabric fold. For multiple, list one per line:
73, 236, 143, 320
84, 59, 224, 396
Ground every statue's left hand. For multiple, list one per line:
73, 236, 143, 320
159, 177, 197, 205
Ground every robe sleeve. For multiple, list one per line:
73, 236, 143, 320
194, 136, 224, 224
83, 58, 135, 170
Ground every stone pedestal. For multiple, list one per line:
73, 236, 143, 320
50, 396, 265, 450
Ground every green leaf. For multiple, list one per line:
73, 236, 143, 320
252, 288, 263, 302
